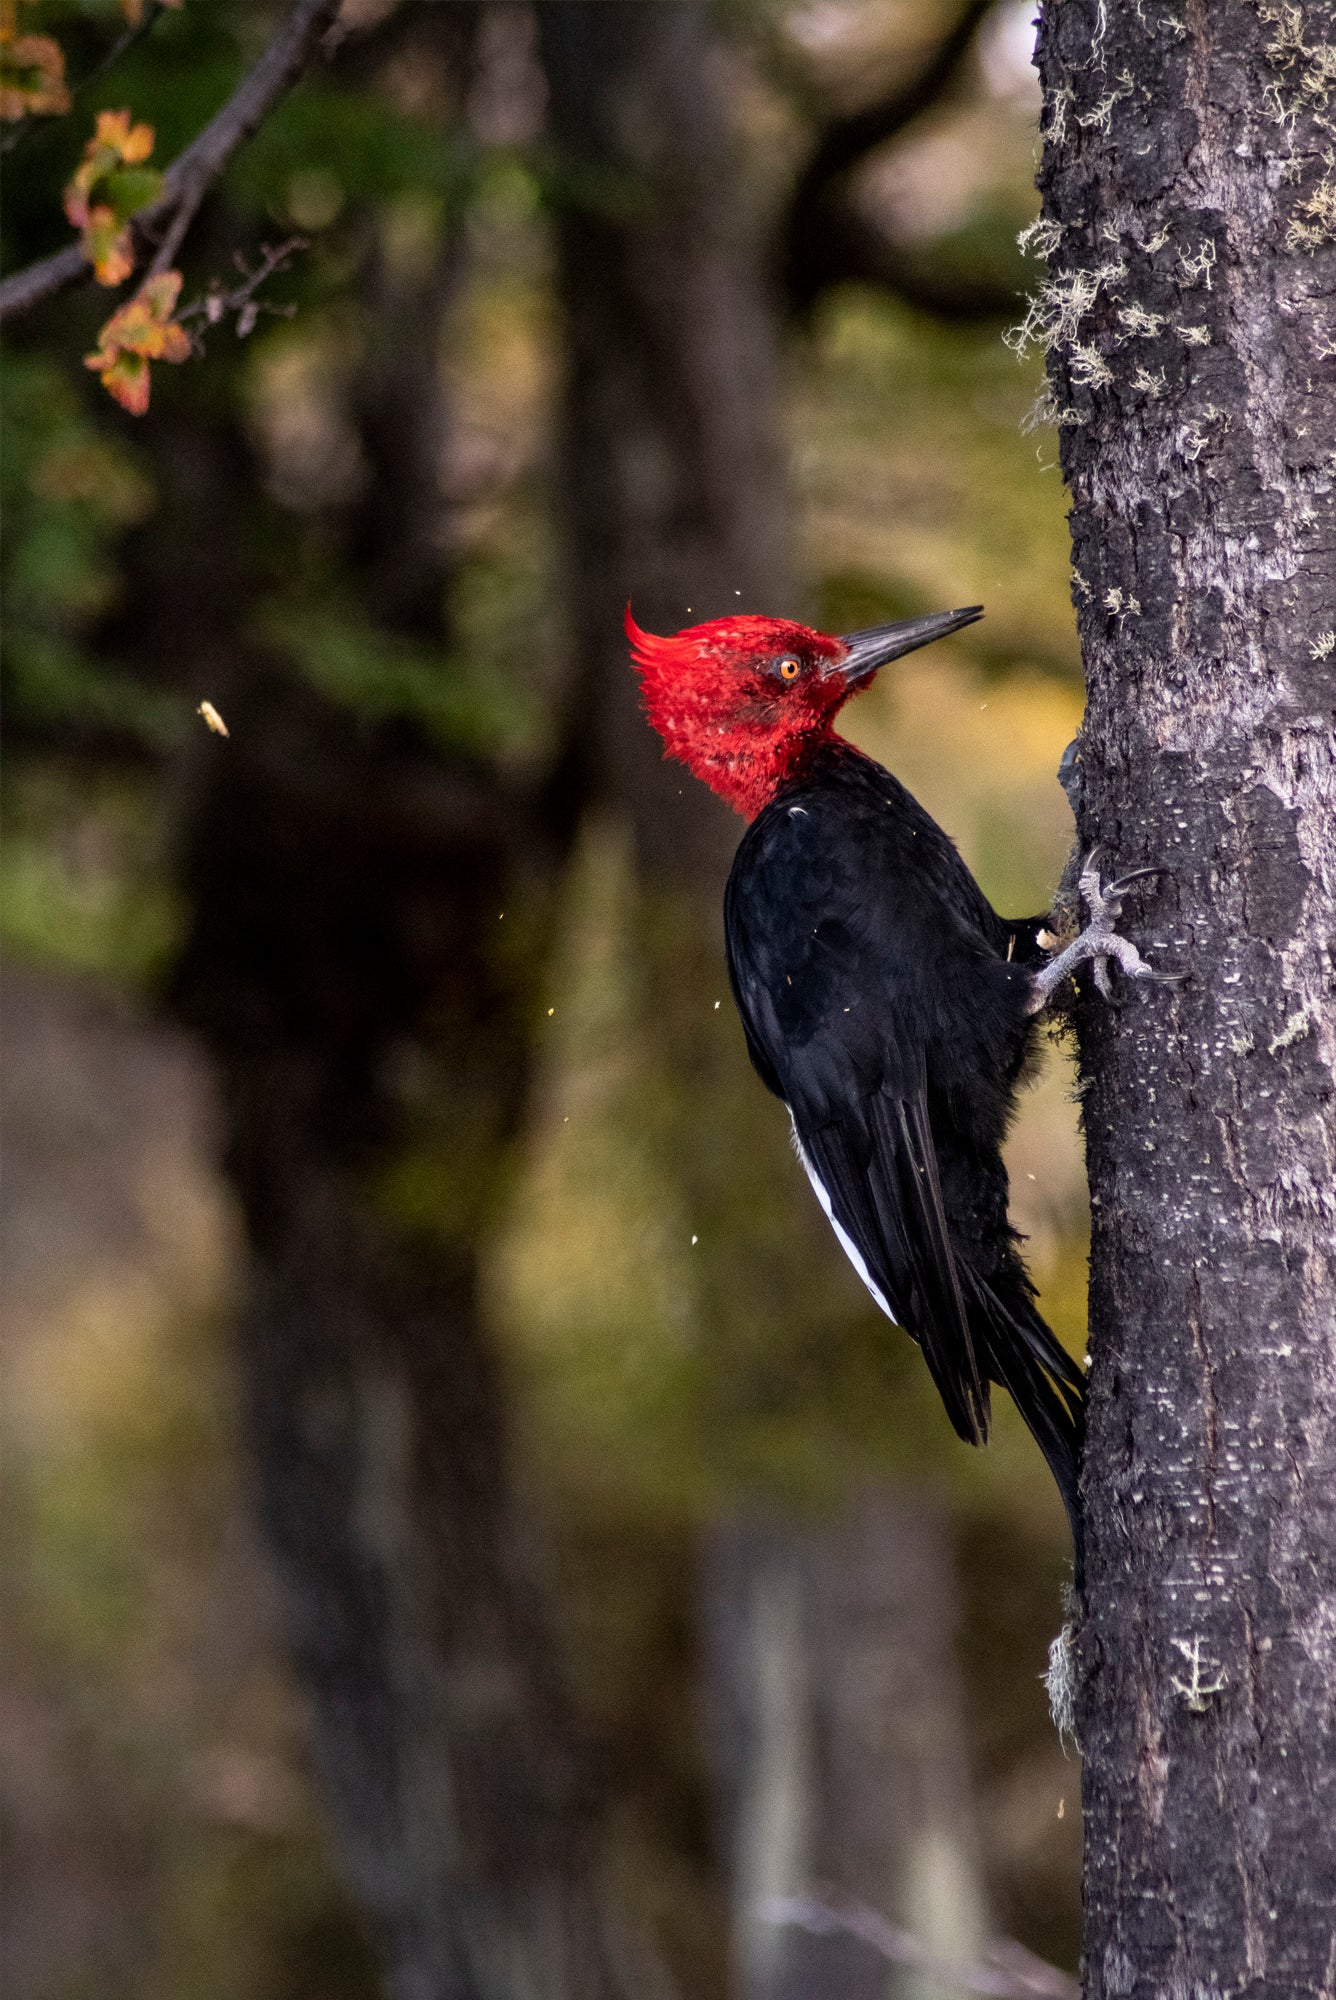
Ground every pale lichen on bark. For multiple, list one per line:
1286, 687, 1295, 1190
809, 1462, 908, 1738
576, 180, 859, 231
1028, 1, 1336, 1994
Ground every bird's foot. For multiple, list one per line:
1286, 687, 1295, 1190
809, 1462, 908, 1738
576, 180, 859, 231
1027, 849, 1181, 1014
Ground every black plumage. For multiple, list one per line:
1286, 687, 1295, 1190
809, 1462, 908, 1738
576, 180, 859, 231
724, 737, 1085, 1558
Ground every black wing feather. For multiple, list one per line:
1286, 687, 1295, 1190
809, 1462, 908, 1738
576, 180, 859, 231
803, 1092, 987, 1443
724, 749, 1084, 1548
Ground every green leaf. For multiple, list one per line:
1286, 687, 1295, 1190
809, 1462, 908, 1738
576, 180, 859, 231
103, 163, 164, 219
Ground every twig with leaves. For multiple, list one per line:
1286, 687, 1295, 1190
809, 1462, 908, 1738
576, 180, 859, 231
0, 0, 169, 158
0, 0, 337, 325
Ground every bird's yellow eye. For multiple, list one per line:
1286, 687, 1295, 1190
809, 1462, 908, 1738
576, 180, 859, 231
779, 658, 801, 680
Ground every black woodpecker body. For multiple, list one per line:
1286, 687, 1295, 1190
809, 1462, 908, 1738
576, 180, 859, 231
725, 733, 1084, 1548
628, 601, 1171, 1571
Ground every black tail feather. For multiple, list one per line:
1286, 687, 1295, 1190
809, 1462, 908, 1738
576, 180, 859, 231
964, 1271, 1085, 1580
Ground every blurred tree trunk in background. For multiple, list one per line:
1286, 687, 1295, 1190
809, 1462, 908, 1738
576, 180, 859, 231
1031, 2, 1336, 1993
168, 483, 672, 1993
172, 709, 658, 2000
703, 1490, 989, 2000
164, 13, 679, 1997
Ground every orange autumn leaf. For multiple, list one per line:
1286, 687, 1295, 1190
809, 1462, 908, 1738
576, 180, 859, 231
82, 204, 136, 286
96, 106, 155, 164
91, 349, 154, 415
85, 270, 192, 415
64, 109, 162, 284
64, 110, 157, 224
0, 30, 69, 118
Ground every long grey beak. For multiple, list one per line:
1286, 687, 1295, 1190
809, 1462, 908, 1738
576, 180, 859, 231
834, 605, 983, 683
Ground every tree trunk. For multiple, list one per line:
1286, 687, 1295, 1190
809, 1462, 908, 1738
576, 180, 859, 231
162, 106, 678, 1996
1031, 2, 1336, 1993
170, 637, 672, 2000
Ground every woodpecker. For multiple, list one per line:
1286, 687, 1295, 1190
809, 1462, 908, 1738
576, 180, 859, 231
628, 602, 1171, 1566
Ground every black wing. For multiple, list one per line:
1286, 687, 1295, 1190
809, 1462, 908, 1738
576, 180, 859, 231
725, 772, 1003, 1444
724, 756, 1084, 1542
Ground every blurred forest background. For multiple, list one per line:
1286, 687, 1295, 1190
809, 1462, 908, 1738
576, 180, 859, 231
2, 2, 1094, 1995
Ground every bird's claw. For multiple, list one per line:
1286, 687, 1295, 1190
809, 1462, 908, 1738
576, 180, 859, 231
1029, 848, 1180, 1013
1101, 862, 1174, 903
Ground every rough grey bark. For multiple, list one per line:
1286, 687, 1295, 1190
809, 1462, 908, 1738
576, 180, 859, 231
1029, 2, 1336, 1994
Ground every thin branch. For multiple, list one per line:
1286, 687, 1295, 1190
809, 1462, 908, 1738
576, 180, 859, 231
0, 243, 88, 320
799, 0, 995, 196
799, 197, 1019, 323
77, 1, 169, 94
177, 235, 307, 342
0, 0, 338, 325
780, 0, 996, 314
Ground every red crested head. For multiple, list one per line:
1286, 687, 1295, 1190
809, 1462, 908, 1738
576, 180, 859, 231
625, 601, 983, 820
626, 609, 843, 819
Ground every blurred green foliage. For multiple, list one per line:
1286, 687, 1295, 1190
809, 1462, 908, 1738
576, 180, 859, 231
0, 763, 182, 975
257, 589, 543, 758
0, 353, 178, 743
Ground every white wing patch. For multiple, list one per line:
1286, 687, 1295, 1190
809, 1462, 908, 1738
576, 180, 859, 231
789, 1113, 898, 1324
